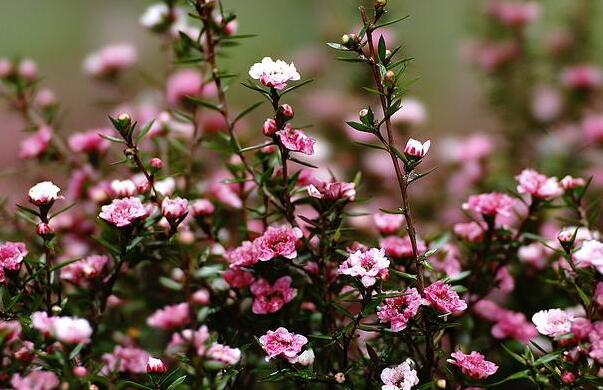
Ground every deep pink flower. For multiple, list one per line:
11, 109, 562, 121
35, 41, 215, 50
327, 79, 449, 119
250, 276, 297, 314
380, 236, 426, 259
380, 361, 420, 390
254, 225, 303, 261
99, 197, 147, 227
146, 357, 168, 373
307, 180, 356, 201
102, 346, 150, 374
374, 213, 405, 235
223, 268, 255, 288
449, 351, 498, 379
561, 64, 602, 90
515, 169, 563, 200
570, 317, 592, 340
19, 126, 52, 160
532, 308, 574, 337
227, 241, 260, 268
60, 255, 111, 287
338, 248, 390, 287
424, 281, 467, 314
259, 327, 307, 362
263, 118, 278, 136
147, 302, 191, 329
248, 57, 300, 90
207, 343, 241, 365
462, 192, 515, 218
377, 288, 424, 331
68, 129, 111, 154
0, 320, 22, 343
0, 241, 27, 282
11, 371, 59, 390
277, 124, 315, 155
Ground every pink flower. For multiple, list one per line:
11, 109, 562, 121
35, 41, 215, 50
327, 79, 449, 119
254, 225, 303, 261
338, 248, 390, 287
223, 268, 255, 288
99, 197, 147, 227
146, 357, 168, 373
0, 241, 27, 282
453, 221, 485, 242
102, 346, 150, 374
374, 213, 405, 235
491, 311, 538, 343
161, 196, 189, 220
50, 316, 93, 344
29, 181, 62, 206
449, 351, 498, 379
0, 320, 22, 343
248, 57, 300, 90
532, 309, 574, 337
147, 302, 191, 329
83, 43, 137, 78
307, 180, 356, 201
424, 281, 467, 314
487, 1, 540, 27
495, 266, 514, 293
515, 169, 563, 200
561, 64, 603, 90
380, 361, 420, 390
109, 179, 138, 198
191, 199, 215, 217
227, 241, 260, 268
462, 192, 515, 218
18, 59, 38, 81
166, 69, 203, 106
192, 289, 210, 305
403, 138, 431, 158
595, 282, 603, 307
560, 175, 586, 190
60, 255, 111, 287
263, 118, 278, 136
377, 288, 424, 331
573, 240, 603, 273
19, 126, 52, 159
380, 236, 426, 259
168, 325, 210, 356
68, 129, 111, 154
391, 98, 427, 127
250, 276, 297, 314
570, 317, 592, 340
259, 327, 308, 362
518, 242, 549, 269
31, 311, 54, 335
207, 343, 241, 365
11, 371, 60, 390
277, 124, 315, 155
583, 114, 603, 143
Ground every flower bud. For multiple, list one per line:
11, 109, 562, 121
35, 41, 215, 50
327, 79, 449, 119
403, 138, 431, 158
191, 199, 215, 217
29, 181, 62, 207
51, 305, 62, 315
146, 357, 168, 373
384, 70, 396, 87
341, 34, 350, 45
557, 229, 574, 252
18, 59, 38, 82
0, 58, 13, 78
192, 289, 211, 305
279, 104, 294, 119
561, 371, 576, 384
36, 222, 54, 238
262, 118, 278, 136
375, 0, 387, 7
161, 197, 189, 221
334, 372, 346, 383
359, 109, 369, 118
73, 366, 88, 377
435, 379, 446, 389
297, 349, 315, 366
150, 158, 163, 170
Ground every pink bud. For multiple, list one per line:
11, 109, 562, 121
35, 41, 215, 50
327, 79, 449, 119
73, 366, 88, 378
18, 59, 38, 82
403, 138, 431, 158
150, 158, 164, 170
192, 289, 210, 305
557, 229, 573, 243
36, 223, 54, 237
0, 58, 13, 78
161, 197, 189, 220
191, 199, 215, 217
146, 357, 168, 373
262, 118, 277, 136
279, 104, 294, 119
561, 371, 576, 384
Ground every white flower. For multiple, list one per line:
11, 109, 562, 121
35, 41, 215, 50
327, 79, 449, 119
50, 316, 93, 345
573, 240, 603, 273
28, 181, 62, 206
110, 179, 137, 198
140, 3, 169, 28
531, 309, 574, 337
297, 349, 315, 366
380, 361, 419, 390
155, 177, 176, 197
248, 57, 300, 90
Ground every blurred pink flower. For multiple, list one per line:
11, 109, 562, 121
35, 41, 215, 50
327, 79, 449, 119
19, 126, 52, 160
250, 276, 297, 314
147, 302, 191, 329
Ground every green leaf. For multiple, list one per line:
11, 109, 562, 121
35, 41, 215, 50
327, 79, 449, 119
166, 375, 187, 390
117, 381, 153, 390
326, 42, 349, 50
69, 343, 85, 360
378, 35, 387, 63
485, 369, 531, 387
346, 121, 375, 133
135, 120, 155, 144
389, 268, 417, 280
186, 96, 221, 111
375, 15, 410, 29
280, 79, 314, 96
233, 101, 265, 125
354, 141, 386, 151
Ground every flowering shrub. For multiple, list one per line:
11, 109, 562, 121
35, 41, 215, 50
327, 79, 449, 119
1, 0, 603, 389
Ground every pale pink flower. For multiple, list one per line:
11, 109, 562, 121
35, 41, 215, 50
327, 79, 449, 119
18, 59, 38, 81
487, 1, 540, 27
192, 289, 210, 305
168, 326, 210, 356
83, 43, 137, 78
227, 241, 260, 268
495, 266, 515, 293
570, 317, 592, 340
210, 181, 242, 209
146, 357, 168, 373
374, 213, 405, 235
573, 240, 603, 273
596, 282, 603, 307
515, 169, 563, 200
191, 199, 215, 217
588, 322, 603, 363
307, 180, 356, 201
250, 276, 297, 314
60, 255, 111, 287
19, 126, 52, 159
377, 288, 424, 331
391, 98, 427, 127
462, 192, 515, 218
11, 371, 59, 390
429, 244, 462, 277
560, 175, 586, 190
0, 320, 22, 343
34, 88, 56, 109
0, 241, 27, 282
491, 311, 538, 343
29, 181, 62, 206
531, 85, 562, 122
380, 236, 426, 259
424, 281, 467, 314
147, 302, 191, 329
255, 225, 303, 261
166, 69, 203, 106
109, 179, 138, 198
403, 138, 431, 158
102, 346, 150, 374
68, 129, 111, 154
380, 361, 419, 390
277, 124, 315, 155
248, 57, 300, 90
532, 308, 574, 337
453, 221, 485, 242
161, 196, 189, 220
31, 311, 54, 335
259, 327, 307, 363
223, 268, 255, 288
518, 242, 548, 269
207, 343, 241, 365
99, 197, 147, 227
50, 316, 93, 344
140, 3, 176, 30
583, 114, 603, 143
338, 248, 390, 287
561, 64, 603, 90
449, 351, 498, 379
